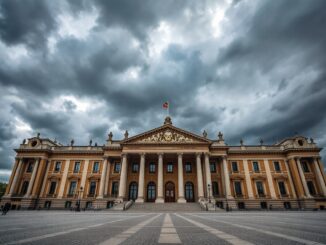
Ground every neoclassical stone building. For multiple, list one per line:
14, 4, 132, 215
2, 117, 326, 210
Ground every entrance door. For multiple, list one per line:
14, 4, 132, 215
128, 182, 138, 201
165, 182, 175, 202
185, 182, 194, 202
147, 182, 156, 202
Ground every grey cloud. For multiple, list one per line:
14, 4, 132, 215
0, 0, 57, 49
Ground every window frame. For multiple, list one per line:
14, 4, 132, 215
307, 180, 316, 195
231, 161, 238, 173
234, 181, 242, 196
274, 161, 281, 172
256, 181, 265, 197
54, 161, 61, 172
278, 181, 287, 196
111, 181, 119, 196
26, 162, 34, 173
48, 181, 57, 195
253, 161, 260, 172
89, 181, 97, 196
68, 181, 77, 196
73, 162, 80, 173
210, 162, 216, 173
167, 162, 173, 173
301, 161, 310, 173
92, 162, 99, 173
114, 162, 121, 173
132, 162, 139, 173
149, 163, 156, 173
20, 181, 29, 195
212, 181, 219, 197
185, 162, 192, 173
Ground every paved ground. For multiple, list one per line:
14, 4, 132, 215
0, 211, 325, 244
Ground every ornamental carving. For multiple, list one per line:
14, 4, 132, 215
140, 130, 194, 143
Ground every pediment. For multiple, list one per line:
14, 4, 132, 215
122, 124, 211, 145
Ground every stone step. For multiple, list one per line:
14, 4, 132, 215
128, 202, 204, 212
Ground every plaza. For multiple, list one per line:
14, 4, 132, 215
0, 210, 325, 244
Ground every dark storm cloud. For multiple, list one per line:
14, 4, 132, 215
0, 0, 57, 49
0, 0, 326, 181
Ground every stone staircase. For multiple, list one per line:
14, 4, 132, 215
127, 202, 204, 212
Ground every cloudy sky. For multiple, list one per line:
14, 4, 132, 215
0, 0, 325, 182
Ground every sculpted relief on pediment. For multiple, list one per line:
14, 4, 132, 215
139, 129, 194, 143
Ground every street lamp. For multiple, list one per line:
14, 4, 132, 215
208, 184, 211, 203
76, 186, 84, 212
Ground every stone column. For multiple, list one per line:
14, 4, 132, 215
263, 159, 277, 199
243, 159, 254, 199
196, 153, 204, 200
58, 159, 70, 198
204, 153, 212, 199
118, 154, 128, 200
136, 153, 146, 203
97, 158, 108, 199
104, 159, 111, 196
314, 157, 326, 196
25, 158, 40, 197
156, 153, 164, 203
222, 156, 233, 198
288, 157, 304, 198
80, 160, 90, 198
296, 157, 312, 198
285, 160, 297, 198
177, 153, 186, 203
40, 160, 51, 197
8, 158, 24, 196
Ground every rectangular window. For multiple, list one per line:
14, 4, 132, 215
185, 162, 192, 173
132, 163, 139, 173
278, 181, 287, 196
111, 182, 119, 196
253, 161, 260, 172
73, 162, 80, 173
232, 162, 238, 172
21, 181, 29, 195
54, 161, 61, 172
210, 162, 216, 173
149, 163, 156, 173
68, 181, 77, 196
307, 181, 316, 195
92, 162, 99, 173
256, 181, 265, 196
302, 161, 309, 173
89, 181, 96, 195
234, 181, 242, 196
48, 181, 56, 195
26, 162, 33, 173
114, 163, 121, 173
274, 161, 281, 172
167, 163, 173, 173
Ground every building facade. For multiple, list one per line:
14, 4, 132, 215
2, 117, 326, 210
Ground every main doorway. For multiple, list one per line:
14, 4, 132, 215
185, 181, 194, 202
128, 182, 138, 201
147, 182, 156, 202
165, 181, 175, 202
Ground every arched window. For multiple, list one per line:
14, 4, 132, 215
129, 182, 138, 201
147, 182, 156, 202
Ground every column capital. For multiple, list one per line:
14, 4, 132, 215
196, 152, 202, 157
157, 152, 164, 157
314, 156, 321, 161
204, 152, 210, 157
177, 152, 183, 157
121, 153, 127, 158
139, 152, 146, 157
222, 155, 227, 160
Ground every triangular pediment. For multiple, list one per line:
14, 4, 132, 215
122, 124, 211, 145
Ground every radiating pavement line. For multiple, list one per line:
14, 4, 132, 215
4, 214, 149, 245
99, 213, 162, 245
175, 213, 254, 245
158, 213, 181, 244
188, 214, 326, 245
